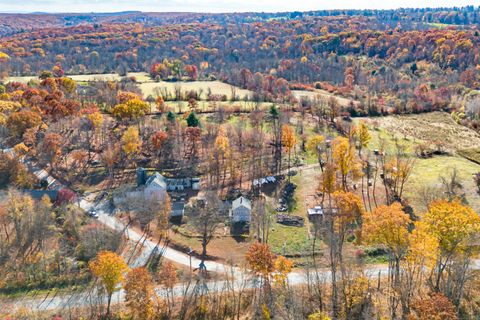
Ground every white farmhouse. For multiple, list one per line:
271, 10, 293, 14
144, 172, 167, 200
230, 196, 252, 223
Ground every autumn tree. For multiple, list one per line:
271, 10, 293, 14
332, 137, 356, 191
355, 121, 371, 156
155, 96, 165, 113
324, 191, 364, 317
112, 98, 149, 121
401, 221, 440, 316
383, 153, 415, 202
306, 134, 326, 171
423, 199, 480, 303
214, 125, 230, 186
273, 255, 293, 287
341, 275, 373, 319
362, 202, 411, 319
158, 261, 177, 316
190, 191, 223, 269
40, 133, 63, 169
102, 145, 119, 185
124, 267, 155, 320
150, 130, 168, 163
6, 110, 42, 138
246, 242, 275, 278
0, 153, 34, 188
86, 111, 104, 131
410, 293, 457, 320
281, 124, 296, 180
122, 126, 142, 161
89, 251, 128, 316
246, 242, 276, 317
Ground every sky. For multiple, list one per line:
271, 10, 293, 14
0, 0, 477, 13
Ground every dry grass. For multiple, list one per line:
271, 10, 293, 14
358, 112, 480, 212
405, 156, 480, 212
6, 72, 151, 83
363, 112, 480, 153
140, 81, 253, 100
291, 89, 355, 107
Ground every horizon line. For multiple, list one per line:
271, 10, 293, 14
0, 5, 478, 15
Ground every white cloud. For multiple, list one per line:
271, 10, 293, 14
0, 0, 477, 13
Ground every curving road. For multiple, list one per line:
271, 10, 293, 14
3, 154, 478, 314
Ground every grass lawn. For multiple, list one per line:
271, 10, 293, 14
268, 166, 322, 256
404, 155, 480, 212
357, 113, 480, 213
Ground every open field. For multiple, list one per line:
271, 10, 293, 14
6, 72, 151, 83
140, 80, 253, 100
363, 112, 480, 153
405, 155, 480, 212
291, 89, 356, 107
6, 74, 351, 107
357, 112, 480, 212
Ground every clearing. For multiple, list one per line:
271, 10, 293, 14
358, 112, 480, 212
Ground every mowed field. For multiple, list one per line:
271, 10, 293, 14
358, 112, 480, 212
140, 80, 253, 100
6, 73, 352, 106
291, 89, 356, 107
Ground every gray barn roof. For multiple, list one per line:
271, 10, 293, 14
145, 172, 167, 190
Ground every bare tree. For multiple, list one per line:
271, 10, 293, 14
190, 190, 224, 269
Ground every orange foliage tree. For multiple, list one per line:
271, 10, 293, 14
124, 267, 155, 320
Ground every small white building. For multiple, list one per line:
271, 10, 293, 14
230, 196, 252, 223
307, 206, 337, 220
307, 206, 324, 220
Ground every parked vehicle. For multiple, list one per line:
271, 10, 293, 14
88, 210, 99, 219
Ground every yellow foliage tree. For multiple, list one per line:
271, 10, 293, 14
332, 137, 355, 191
89, 251, 128, 316
362, 202, 410, 261
0, 52, 10, 63
319, 163, 337, 198
87, 111, 104, 131
306, 134, 325, 170
281, 124, 296, 179
362, 202, 411, 318
332, 191, 364, 239
122, 126, 142, 159
215, 125, 230, 155
273, 255, 293, 286
342, 275, 370, 319
423, 199, 480, 289
356, 121, 371, 156
308, 312, 331, 320
112, 98, 149, 121
13, 143, 29, 157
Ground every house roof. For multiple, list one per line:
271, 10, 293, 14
23, 190, 59, 201
171, 202, 185, 216
307, 206, 338, 216
232, 196, 251, 211
145, 172, 167, 190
